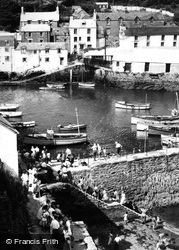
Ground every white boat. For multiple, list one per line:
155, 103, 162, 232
115, 101, 151, 110
78, 82, 95, 88
161, 134, 179, 146
46, 84, 65, 89
10, 121, 35, 128
0, 104, 19, 111
0, 111, 22, 118
131, 115, 179, 125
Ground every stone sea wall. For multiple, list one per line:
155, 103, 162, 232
85, 150, 179, 210
95, 69, 179, 91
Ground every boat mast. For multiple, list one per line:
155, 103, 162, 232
75, 107, 80, 134
176, 92, 179, 112
145, 93, 147, 104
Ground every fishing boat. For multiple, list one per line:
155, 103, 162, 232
132, 115, 179, 125
137, 123, 179, 136
10, 121, 36, 128
0, 111, 22, 118
46, 83, 65, 89
24, 130, 88, 146
115, 101, 151, 110
78, 82, 95, 88
161, 134, 179, 146
0, 104, 19, 111
57, 123, 87, 133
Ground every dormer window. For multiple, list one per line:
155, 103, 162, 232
38, 20, 41, 24
27, 20, 31, 24
106, 17, 111, 26
134, 16, 140, 24
82, 21, 86, 25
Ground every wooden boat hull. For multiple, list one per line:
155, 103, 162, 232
24, 133, 88, 146
131, 115, 179, 125
11, 121, 35, 128
57, 124, 87, 133
115, 101, 151, 110
148, 125, 179, 136
78, 82, 95, 88
0, 104, 19, 111
0, 111, 22, 117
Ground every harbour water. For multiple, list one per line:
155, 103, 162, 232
1, 83, 179, 229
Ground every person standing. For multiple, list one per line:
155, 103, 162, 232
107, 231, 114, 248
114, 234, 121, 250
124, 211, 128, 224
115, 141, 122, 155
92, 143, 97, 161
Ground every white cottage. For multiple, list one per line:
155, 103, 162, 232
0, 116, 19, 176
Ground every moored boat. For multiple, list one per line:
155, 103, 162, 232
0, 104, 19, 111
46, 83, 65, 89
115, 101, 151, 110
10, 121, 36, 128
131, 115, 179, 125
78, 82, 95, 88
161, 134, 179, 146
0, 111, 22, 118
148, 124, 179, 136
57, 123, 87, 133
24, 130, 88, 146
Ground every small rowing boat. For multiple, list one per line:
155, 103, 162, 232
24, 130, 88, 146
0, 104, 19, 111
57, 123, 87, 133
78, 82, 95, 88
46, 84, 65, 89
0, 111, 22, 118
115, 101, 151, 110
10, 121, 36, 128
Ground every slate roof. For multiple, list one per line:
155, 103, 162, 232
21, 24, 50, 32
69, 18, 96, 28
15, 42, 67, 50
125, 26, 179, 36
20, 11, 59, 22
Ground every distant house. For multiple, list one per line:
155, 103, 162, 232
0, 116, 19, 176
20, 6, 60, 42
0, 31, 16, 73
95, 2, 109, 10
69, 11, 97, 54
13, 42, 68, 74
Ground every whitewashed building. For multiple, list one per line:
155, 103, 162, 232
69, 12, 97, 54
13, 42, 68, 74
0, 116, 19, 176
112, 47, 179, 74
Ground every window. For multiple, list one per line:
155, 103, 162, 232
134, 42, 138, 48
29, 32, 32, 37
28, 39, 32, 43
79, 37, 81, 41
149, 16, 154, 24
166, 63, 170, 73
124, 63, 131, 72
27, 20, 31, 24
161, 41, 164, 47
74, 29, 77, 34
134, 36, 138, 41
106, 17, 110, 26
45, 58, 50, 62
74, 37, 77, 42
134, 16, 139, 24
5, 47, 9, 52
174, 35, 177, 40
74, 45, 77, 49
161, 35, 165, 41
118, 17, 123, 25
87, 29, 91, 34
40, 39, 43, 42
60, 57, 64, 65
22, 58, 27, 62
146, 36, 150, 46
40, 32, 43, 37
5, 56, 9, 61
87, 36, 91, 42
34, 50, 37, 54
57, 48, 61, 53
21, 48, 26, 54
87, 44, 92, 48
45, 48, 49, 53
145, 62, 149, 72
38, 20, 41, 24
173, 41, 177, 47
116, 61, 119, 67
5, 40, 9, 45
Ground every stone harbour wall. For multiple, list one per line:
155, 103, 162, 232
95, 69, 179, 91
88, 150, 179, 210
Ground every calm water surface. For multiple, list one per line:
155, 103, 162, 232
1, 83, 179, 229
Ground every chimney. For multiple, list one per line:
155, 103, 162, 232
56, 5, 59, 14
21, 6, 24, 14
93, 9, 96, 21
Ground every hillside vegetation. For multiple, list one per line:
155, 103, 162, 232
0, 0, 179, 31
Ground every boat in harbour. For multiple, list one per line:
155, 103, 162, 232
0, 111, 22, 118
24, 130, 88, 146
78, 82, 95, 88
161, 134, 179, 146
0, 104, 19, 111
115, 101, 151, 110
46, 83, 66, 89
10, 121, 36, 128
137, 123, 179, 136
57, 123, 87, 133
